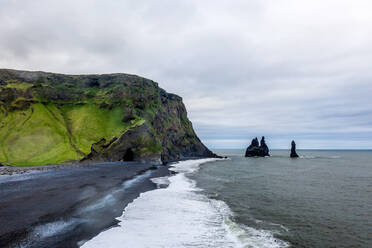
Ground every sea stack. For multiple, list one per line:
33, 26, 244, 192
260, 136, 269, 156
245, 136, 270, 157
290, 140, 299, 158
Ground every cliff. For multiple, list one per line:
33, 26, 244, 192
0, 69, 216, 166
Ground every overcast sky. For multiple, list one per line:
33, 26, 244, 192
1, 0, 372, 149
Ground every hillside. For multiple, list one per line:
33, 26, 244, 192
0, 69, 216, 166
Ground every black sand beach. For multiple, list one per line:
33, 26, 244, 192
0, 162, 171, 248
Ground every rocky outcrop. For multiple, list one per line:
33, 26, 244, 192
290, 140, 299, 158
260, 136, 269, 156
245, 136, 270, 157
0, 69, 217, 166
245, 137, 261, 157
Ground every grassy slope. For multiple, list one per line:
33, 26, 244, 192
5, 81, 32, 90
0, 70, 202, 166
0, 103, 141, 166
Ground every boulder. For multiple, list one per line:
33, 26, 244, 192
290, 140, 299, 158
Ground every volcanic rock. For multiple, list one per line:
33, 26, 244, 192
245, 136, 270, 157
290, 140, 299, 158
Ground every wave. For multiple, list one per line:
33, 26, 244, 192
82, 158, 289, 248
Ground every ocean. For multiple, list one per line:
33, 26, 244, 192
83, 150, 372, 248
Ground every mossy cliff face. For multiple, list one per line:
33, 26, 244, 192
0, 69, 216, 166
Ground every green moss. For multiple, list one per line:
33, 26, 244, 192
0, 103, 80, 166
144, 141, 162, 153
5, 80, 32, 90
61, 104, 130, 154
0, 103, 145, 166
135, 137, 162, 156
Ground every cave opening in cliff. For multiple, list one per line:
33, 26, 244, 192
123, 148, 134, 161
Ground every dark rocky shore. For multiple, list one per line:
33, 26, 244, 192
0, 162, 89, 175
0, 162, 172, 248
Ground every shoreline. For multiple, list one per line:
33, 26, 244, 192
0, 161, 172, 248
0, 156, 223, 176
81, 158, 239, 248
0, 162, 91, 175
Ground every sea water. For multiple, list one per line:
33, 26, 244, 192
82, 158, 288, 248
82, 150, 372, 248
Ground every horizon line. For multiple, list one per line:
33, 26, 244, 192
211, 148, 372, 151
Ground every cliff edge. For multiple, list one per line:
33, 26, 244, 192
0, 69, 216, 166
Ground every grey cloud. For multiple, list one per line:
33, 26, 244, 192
0, 0, 371, 148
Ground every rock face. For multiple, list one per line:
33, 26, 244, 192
290, 140, 299, 158
0, 69, 217, 166
245, 136, 270, 157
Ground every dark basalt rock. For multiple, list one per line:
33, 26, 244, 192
290, 140, 299, 158
260, 136, 269, 156
245, 137, 260, 157
245, 136, 270, 157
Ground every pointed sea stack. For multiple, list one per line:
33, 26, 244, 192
260, 136, 269, 156
290, 140, 299, 158
245, 136, 270, 157
245, 137, 259, 157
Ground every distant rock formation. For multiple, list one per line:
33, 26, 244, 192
260, 136, 269, 156
245, 136, 270, 157
290, 140, 299, 158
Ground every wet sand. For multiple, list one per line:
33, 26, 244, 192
0, 162, 171, 248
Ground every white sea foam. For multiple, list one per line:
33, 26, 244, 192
150, 176, 170, 188
82, 158, 289, 248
